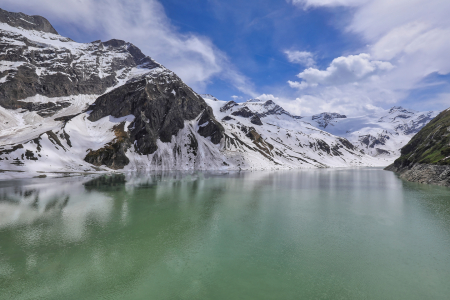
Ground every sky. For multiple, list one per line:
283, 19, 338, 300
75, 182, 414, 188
1, 0, 450, 116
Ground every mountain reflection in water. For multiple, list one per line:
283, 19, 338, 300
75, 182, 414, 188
0, 169, 450, 300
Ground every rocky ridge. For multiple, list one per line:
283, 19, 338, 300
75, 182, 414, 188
385, 108, 450, 186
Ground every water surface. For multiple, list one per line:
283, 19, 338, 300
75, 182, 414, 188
1, 168, 450, 299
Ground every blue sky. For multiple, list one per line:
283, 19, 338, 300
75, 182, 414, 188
159, 0, 360, 101
2, 0, 450, 116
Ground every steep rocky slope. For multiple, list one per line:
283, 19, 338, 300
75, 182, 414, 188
84, 68, 224, 169
385, 108, 450, 186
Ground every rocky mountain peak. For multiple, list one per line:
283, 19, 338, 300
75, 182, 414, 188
0, 8, 58, 34
0, 13, 162, 111
220, 98, 301, 120
388, 106, 413, 114
312, 112, 347, 121
311, 112, 347, 128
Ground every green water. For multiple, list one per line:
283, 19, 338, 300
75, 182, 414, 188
1, 168, 450, 300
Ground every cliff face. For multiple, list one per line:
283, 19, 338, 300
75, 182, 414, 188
385, 109, 450, 186
85, 69, 224, 169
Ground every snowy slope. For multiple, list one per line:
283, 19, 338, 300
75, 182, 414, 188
0, 95, 390, 179
304, 107, 438, 159
204, 98, 389, 169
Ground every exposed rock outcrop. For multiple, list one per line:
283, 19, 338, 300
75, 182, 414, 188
385, 164, 450, 187
85, 69, 224, 168
385, 108, 450, 186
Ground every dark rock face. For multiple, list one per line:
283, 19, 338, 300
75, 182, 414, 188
220, 101, 238, 112
86, 70, 224, 167
359, 134, 390, 148
250, 115, 263, 126
338, 138, 355, 151
0, 8, 58, 34
0, 10, 161, 109
222, 116, 234, 121
312, 112, 346, 128
258, 100, 302, 119
232, 107, 254, 118
197, 109, 224, 144
385, 164, 450, 187
375, 148, 390, 155
21, 101, 72, 117
312, 112, 347, 120
316, 139, 331, 154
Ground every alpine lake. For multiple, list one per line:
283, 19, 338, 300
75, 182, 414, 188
1, 168, 450, 300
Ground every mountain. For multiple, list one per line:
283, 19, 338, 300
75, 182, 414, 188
304, 106, 438, 160
385, 108, 450, 186
0, 8, 224, 175
204, 98, 386, 169
0, 9, 426, 178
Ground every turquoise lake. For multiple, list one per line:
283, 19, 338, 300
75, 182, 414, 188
1, 168, 450, 299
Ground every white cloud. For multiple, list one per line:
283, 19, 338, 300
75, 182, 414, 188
281, 90, 386, 116
289, 53, 393, 89
288, 80, 316, 90
290, 0, 369, 8
287, 0, 450, 114
0, 0, 256, 95
284, 50, 315, 67
256, 94, 280, 101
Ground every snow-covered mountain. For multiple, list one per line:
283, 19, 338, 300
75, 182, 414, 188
0, 9, 434, 178
202, 98, 386, 170
304, 107, 438, 158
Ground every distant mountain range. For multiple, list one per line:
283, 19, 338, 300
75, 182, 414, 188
0, 8, 440, 178
304, 106, 438, 157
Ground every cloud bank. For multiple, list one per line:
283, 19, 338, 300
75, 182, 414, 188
287, 0, 450, 115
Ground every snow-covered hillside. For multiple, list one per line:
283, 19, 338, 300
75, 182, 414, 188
204, 98, 389, 170
304, 107, 438, 158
